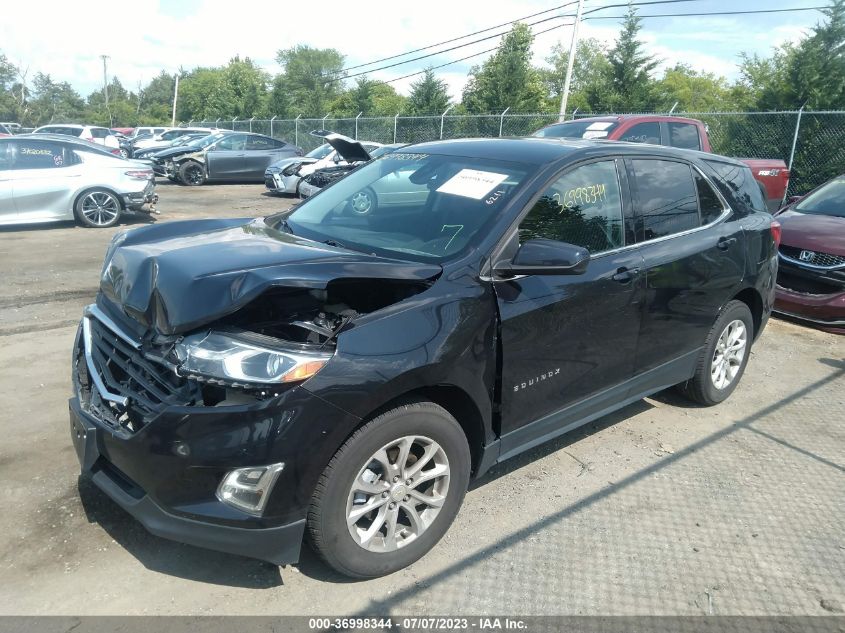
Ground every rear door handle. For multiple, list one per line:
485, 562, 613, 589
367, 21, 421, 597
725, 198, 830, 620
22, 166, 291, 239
612, 267, 640, 283
717, 236, 737, 251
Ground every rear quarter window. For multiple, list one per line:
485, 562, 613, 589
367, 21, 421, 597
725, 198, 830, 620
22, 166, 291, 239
704, 160, 766, 216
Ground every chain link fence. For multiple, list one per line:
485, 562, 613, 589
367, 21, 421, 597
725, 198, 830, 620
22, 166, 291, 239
189, 111, 845, 197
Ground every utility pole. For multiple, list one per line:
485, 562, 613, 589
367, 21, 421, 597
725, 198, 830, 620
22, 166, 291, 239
558, 0, 584, 122
100, 55, 112, 126
171, 74, 180, 127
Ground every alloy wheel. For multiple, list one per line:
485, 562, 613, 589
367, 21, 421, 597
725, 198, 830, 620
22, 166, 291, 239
185, 164, 204, 185
350, 190, 373, 214
80, 192, 120, 226
346, 435, 450, 553
711, 319, 747, 390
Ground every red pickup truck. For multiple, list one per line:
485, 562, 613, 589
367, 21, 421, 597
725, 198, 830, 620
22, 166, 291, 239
534, 115, 790, 212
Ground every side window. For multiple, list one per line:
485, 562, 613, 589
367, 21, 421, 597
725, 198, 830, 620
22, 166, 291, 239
245, 136, 273, 150
704, 160, 766, 214
668, 123, 701, 150
519, 160, 625, 254
630, 159, 700, 240
217, 134, 246, 151
619, 122, 661, 144
694, 172, 725, 224
12, 141, 70, 170
91, 128, 108, 139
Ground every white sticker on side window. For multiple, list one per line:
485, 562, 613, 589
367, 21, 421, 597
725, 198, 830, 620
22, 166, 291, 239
436, 169, 508, 200
583, 130, 609, 139
586, 121, 614, 130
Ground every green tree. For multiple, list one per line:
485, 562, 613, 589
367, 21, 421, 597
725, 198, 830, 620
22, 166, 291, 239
28, 73, 85, 125
656, 64, 737, 112
275, 45, 345, 115
0, 53, 20, 121
267, 74, 293, 118
138, 70, 176, 123
539, 38, 612, 112
406, 68, 450, 115
461, 23, 546, 113
587, 5, 659, 111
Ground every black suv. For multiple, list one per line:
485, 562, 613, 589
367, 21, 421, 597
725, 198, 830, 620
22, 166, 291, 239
70, 138, 778, 578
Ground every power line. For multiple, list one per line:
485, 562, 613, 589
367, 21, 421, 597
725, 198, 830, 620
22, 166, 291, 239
335, 1, 582, 75
585, 6, 828, 20
330, 0, 706, 83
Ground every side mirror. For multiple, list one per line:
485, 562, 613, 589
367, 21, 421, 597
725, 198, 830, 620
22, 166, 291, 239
494, 238, 590, 277
787, 195, 802, 205
333, 154, 341, 164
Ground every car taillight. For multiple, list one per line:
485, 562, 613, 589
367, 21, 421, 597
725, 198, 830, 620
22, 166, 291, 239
110, 148, 122, 156
771, 220, 782, 248
125, 170, 153, 179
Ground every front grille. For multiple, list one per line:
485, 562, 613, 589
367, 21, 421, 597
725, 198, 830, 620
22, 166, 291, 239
76, 312, 201, 434
780, 245, 845, 268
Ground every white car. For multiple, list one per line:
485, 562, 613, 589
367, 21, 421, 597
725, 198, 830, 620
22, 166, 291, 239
130, 126, 169, 139
33, 124, 119, 150
264, 140, 382, 195
132, 127, 217, 153
0, 134, 157, 228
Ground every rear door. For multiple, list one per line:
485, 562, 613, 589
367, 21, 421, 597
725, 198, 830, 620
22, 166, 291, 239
206, 133, 248, 180
627, 157, 746, 381
241, 135, 284, 179
0, 142, 15, 223
495, 158, 645, 455
9, 139, 83, 222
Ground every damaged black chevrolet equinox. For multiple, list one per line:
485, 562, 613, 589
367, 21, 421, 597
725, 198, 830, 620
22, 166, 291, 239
71, 138, 779, 578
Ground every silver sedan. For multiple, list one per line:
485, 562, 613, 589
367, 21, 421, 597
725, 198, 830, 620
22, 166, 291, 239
0, 134, 157, 228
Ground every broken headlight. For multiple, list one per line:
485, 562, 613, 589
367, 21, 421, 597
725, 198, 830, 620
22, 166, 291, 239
174, 331, 332, 387
281, 162, 304, 176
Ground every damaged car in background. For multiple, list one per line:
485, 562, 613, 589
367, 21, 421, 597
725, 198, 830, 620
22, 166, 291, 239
150, 131, 301, 185
264, 133, 383, 196
70, 138, 778, 578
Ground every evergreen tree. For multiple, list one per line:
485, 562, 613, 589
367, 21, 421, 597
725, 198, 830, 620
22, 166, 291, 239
407, 68, 450, 115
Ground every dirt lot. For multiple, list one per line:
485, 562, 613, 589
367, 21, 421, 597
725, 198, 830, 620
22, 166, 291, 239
0, 181, 843, 616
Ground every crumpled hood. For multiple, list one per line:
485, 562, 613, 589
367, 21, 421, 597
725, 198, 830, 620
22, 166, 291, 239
778, 209, 845, 256
100, 218, 442, 335
151, 145, 200, 160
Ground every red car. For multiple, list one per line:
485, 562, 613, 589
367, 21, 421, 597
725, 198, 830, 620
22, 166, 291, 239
774, 175, 845, 333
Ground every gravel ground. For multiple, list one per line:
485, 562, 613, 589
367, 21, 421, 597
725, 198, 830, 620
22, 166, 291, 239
0, 181, 843, 616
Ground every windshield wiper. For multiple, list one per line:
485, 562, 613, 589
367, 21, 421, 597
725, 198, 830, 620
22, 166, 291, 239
322, 239, 347, 248
278, 218, 295, 235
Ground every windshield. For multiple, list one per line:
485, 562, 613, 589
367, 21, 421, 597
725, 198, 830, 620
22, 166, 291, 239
273, 152, 530, 263
306, 144, 333, 159
369, 145, 401, 158
189, 133, 226, 148
533, 120, 620, 139
794, 177, 845, 218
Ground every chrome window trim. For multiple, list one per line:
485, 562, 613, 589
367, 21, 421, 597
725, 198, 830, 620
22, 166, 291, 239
778, 251, 845, 271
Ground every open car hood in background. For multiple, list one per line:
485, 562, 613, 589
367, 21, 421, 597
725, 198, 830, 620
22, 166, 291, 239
99, 218, 441, 335
310, 130, 373, 163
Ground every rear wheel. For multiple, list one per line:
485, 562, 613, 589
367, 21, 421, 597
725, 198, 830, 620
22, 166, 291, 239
678, 300, 753, 406
74, 189, 122, 228
307, 400, 470, 578
179, 161, 206, 186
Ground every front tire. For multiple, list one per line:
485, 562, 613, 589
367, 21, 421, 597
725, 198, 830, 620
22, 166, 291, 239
74, 189, 122, 228
679, 300, 753, 406
179, 160, 206, 186
349, 187, 377, 215
307, 400, 470, 578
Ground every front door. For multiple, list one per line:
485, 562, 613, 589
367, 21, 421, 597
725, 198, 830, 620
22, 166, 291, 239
495, 159, 645, 456
9, 139, 82, 222
206, 133, 248, 180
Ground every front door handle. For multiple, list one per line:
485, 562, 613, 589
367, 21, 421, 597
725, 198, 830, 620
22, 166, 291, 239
612, 267, 640, 283
717, 236, 737, 251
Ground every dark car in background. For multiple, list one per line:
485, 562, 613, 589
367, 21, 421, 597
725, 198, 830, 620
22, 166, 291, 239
150, 131, 301, 185
774, 175, 845, 332
70, 137, 778, 578
132, 133, 210, 161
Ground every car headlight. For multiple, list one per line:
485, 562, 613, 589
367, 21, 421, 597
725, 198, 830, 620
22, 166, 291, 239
174, 331, 332, 387
282, 162, 304, 176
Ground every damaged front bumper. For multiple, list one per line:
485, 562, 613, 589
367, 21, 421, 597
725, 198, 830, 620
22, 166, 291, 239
69, 303, 360, 565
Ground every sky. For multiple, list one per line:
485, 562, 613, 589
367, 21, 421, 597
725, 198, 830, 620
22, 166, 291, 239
0, 0, 827, 104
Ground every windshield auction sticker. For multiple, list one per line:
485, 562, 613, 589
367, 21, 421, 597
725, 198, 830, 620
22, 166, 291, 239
437, 168, 508, 199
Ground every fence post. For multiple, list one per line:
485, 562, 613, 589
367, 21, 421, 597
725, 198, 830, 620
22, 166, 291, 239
499, 107, 510, 137
785, 106, 804, 203
394, 112, 400, 143
232, 117, 237, 131
668, 102, 679, 114
270, 115, 276, 138
571, 108, 578, 121
322, 113, 329, 132
355, 112, 362, 140
249, 116, 255, 133
215, 118, 220, 129
440, 104, 455, 139
188, 120, 193, 126
295, 114, 301, 147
